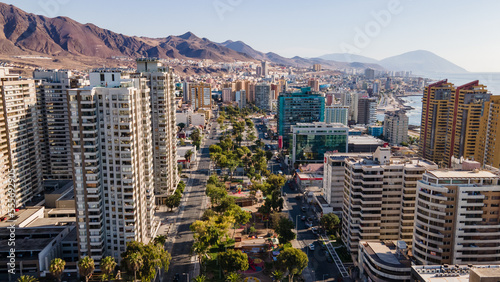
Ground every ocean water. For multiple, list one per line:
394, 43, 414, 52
376, 95, 422, 126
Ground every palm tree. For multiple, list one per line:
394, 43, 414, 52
100, 256, 116, 282
78, 256, 95, 282
193, 275, 206, 282
225, 272, 242, 282
125, 252, 143, 281
49, 258, 66, 282
153, 235, 167, 246
184, 149, 194, 163
17, 276, 38, 282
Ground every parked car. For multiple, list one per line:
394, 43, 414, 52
309, 243, 315, 251
311, 227, 318, 234
301, 216, 306, 221
301, 207, 307, 212
305, 221, 313, 228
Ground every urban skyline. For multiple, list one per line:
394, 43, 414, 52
3, 0, 500, 72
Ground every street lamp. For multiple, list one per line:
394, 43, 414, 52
323, 274, 328, 281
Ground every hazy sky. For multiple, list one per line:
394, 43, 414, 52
5, 0, 500, 72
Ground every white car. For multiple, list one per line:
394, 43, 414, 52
309, 243, 315, 251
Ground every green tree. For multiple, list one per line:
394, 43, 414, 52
227, 158, 240, 181
184, 149, 194, 162
225, 272, 242, 282
100, 256, 117, 282
153, 235, 167, 246
277, 248, 308, 282
231, 206, 251, 238
78, 256, 95, 282
49, 258, 66, 282
275, 217, 296, 244
272, 270, 284, 282
17, 276, 38, 282
320, 213, 341, 234
121, 241, 171, 282
165, 194, 181, 211
218, 249, 249, 273
194, 275, 207, 282
206, 184, 228, 207
124, 252, 142, 282
177, 123, 186, 130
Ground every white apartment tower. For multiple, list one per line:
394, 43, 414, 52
255, 83, 272, 111
0, 67, 43, 215
69, 70, 157, 260
325, 104, 349, 126
413, 169, 500, 265
384, 110, 409, 145
34, 70, 81, 179
136, 58, 179, 197
341, 146, 437, 257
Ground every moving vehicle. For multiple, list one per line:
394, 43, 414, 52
309, 243, 315, 251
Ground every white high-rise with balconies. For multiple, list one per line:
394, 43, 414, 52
69, 70, 158, 261
136, 58, 179, 198
341, 146, 437, 258
0, 67, 43, 216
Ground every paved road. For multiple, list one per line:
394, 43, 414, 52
283, 183, 341, 281
163, 120, 218, 282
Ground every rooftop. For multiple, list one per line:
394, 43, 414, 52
428, 170, 498, 179
362, 241, 411, 268
348, 135, 385, 145
412, 264, 500, 282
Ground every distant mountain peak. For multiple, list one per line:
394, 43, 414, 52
178, 31, 197, 40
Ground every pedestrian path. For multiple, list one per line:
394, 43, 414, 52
320, 234, 349, 277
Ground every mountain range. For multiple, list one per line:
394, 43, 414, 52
0, 2, 468, 74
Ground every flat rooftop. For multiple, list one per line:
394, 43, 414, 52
362, 241, 411, 268
348, 135, 385, 145
428, 170, 498, 179
412, 265, 500, 282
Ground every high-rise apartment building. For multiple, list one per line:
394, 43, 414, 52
308, 78, 320, 92
444, 81, 490, 167
341, 146, 437, 257
413, 169, 500, 265
261, 61, 268, 77
325, 104, 349, 126
235, 90, 246, 109
0, 67, 43, 215
419, 80, 491, 167
189, 83, 211, 110
357, 97, 377, 125
136, 58, 179, 197
420, 80, 455, 165
277, 87, 325, 149
69, 70, 157, 261
255, 83, 272, 111
364, 68, 375, 80
34, 70, 88, 180
475, 96, 500, 168
383, 110, 409, 145
221, 88, 232, 102
313, 64, 321, 72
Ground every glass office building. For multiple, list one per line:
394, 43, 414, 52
291, 122, 348, 164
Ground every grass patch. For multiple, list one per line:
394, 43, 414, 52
335, 246, 353, 263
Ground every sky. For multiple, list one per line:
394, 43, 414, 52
4, 0, 500, 72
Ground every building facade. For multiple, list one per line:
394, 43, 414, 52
0, 67, 43, 216
69, 71, 157, 261
383, 110, 409, 145
475, 96, 500, 168
277, 87, 325, 149
291, 122, 348, 164
341, 146, 437, 257
136, 59, 179, 196
189, 83, 211, 110
255, 83, 272, 111
357, 97, 377, 125
325, 104, 349, 125
413, 169, 500, 265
